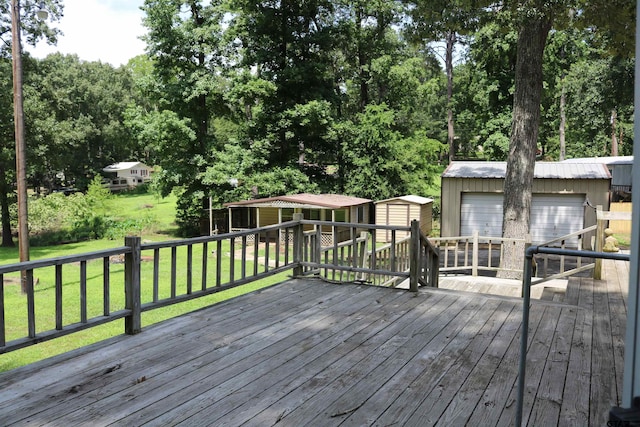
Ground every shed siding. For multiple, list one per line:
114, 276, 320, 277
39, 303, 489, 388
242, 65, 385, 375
375, 200, 433, 242
258, 207, 279, 227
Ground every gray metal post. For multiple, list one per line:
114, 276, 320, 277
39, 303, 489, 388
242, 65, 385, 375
516, 245, 536, 426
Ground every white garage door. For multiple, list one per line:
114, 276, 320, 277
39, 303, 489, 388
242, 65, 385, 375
460, 193, 585, 244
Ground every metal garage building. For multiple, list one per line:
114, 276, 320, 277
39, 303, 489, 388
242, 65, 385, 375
440, 162, 611, 247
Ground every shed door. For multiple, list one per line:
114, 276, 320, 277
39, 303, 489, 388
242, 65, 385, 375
460, 193, 585, 245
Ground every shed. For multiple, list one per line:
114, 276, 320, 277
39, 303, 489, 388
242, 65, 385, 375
223, 193, 373, 244
374, 195, 433, 242
440, 161, 611, 247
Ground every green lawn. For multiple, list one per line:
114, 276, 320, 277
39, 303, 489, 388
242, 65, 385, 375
0, 191, 289, 372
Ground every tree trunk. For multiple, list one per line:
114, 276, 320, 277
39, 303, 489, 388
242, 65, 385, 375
559, 76, 566, 161
611, 109, 618, 156
498, 15, 552, 280
446, 31, 456, 163
0, 165, 15, 247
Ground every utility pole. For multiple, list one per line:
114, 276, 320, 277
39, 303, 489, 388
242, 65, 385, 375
11, 0, 29, 293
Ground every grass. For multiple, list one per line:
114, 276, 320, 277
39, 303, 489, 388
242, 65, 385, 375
0, 191, 290, 372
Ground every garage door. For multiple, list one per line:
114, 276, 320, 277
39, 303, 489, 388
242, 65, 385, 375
460, 193, 585, 244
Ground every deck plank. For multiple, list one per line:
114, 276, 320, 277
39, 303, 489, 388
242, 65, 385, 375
558, 277, 594, 426
403, 300, 519, 426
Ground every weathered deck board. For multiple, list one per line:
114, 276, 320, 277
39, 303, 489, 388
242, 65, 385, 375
0, 258, 629, 427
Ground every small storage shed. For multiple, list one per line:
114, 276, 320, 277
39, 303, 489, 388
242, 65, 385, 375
374, 195, 433, 242
440, 161, 611, 247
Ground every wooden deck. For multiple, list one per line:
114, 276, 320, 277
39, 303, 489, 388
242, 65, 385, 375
0, 258, 628, 426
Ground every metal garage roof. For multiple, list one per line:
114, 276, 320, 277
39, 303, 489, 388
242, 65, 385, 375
442, 161, 611, 179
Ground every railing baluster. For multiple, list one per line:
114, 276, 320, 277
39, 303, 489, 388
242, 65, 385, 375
240, 236, 247, 279
201, 242, 208, 291
80, 261, 87, 323
56, 265, 63, 329
103, 257, 110, 316
187, 244, 193, 295
171, 247, 177, 298
264, 233, 270, 273
230, 237, 236, 283
275, 231, 281, 269
253, 232, 259, 276
153, 248, 160, 302
26, 270, 35, 338
216, 240, 222, 287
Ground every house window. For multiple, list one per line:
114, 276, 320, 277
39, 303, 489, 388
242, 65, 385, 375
334, 210, 346, 222
141, 169, 148, 176
357, 206, 365, 222
131, 169, 138, 175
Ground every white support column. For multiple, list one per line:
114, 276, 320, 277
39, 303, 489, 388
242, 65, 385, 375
621, 3, 640, 406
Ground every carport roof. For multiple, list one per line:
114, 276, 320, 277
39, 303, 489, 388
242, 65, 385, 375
442, 161, 611, 179
223, 193, 372, 209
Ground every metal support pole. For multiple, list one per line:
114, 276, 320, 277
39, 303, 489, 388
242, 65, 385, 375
516, 245, 536, 426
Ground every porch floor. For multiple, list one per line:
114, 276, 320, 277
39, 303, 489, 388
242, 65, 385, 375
0, 258, 628, 426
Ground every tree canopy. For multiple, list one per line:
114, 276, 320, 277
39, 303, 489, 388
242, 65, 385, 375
0, 0, 634, 240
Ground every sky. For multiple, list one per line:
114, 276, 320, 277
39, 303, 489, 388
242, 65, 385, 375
27, 0, 147, 67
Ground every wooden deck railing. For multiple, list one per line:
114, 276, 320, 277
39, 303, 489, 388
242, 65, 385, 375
432, 226, 599, 282
430, 232, 530, 277
0, 218, 438, 354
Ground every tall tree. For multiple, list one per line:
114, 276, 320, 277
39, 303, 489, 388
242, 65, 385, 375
0, 0, 62, 246
403, 0, 483, 162
498, 0, 635, 278
142, 0, 230, 236
499, 4, 553, 278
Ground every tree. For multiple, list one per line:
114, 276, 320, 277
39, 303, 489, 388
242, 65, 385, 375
403, 0, 483, 162
141, 0, 230, 236
498, 0, 635, 278
0, 0, 63, 246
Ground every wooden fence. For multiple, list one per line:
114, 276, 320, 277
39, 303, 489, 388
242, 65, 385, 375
0, 219, 438, 354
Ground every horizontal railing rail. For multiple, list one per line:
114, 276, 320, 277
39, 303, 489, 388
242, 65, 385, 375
0, 218, 438, 355
532, 225, 598, 285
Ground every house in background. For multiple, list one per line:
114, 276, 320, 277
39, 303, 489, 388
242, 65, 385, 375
374, 195, 433, 242
440, 161, 611, 248
223, 193, 373, 244
102, 162, 153, 192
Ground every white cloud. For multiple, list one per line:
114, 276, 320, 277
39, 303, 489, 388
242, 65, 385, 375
27, 0, 146, 66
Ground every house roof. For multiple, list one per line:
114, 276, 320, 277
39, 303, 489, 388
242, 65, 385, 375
224, 193, 372, 209
375, 195, 433, 205
442, 161, 611, 180
561, 156, 634, 166
102, 162, 148, 172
